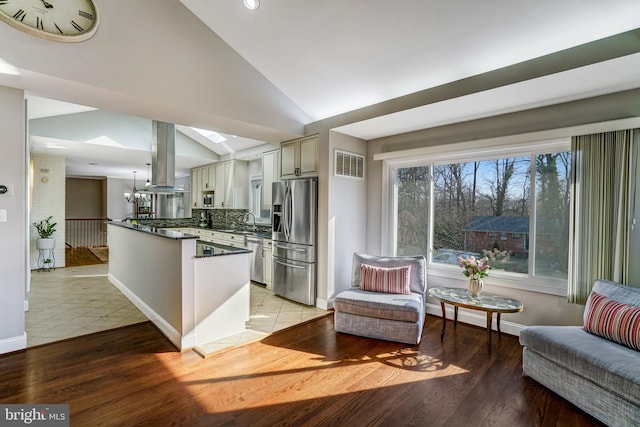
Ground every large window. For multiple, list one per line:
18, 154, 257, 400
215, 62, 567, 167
395, 166, 430, 256
391, 144, 571, 288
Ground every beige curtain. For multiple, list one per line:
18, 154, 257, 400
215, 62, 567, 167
568, 130, 634, 304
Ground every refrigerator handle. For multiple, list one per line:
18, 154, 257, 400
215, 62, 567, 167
284, 185, 292, 240
273, 243, 307, 252
273, 258, 306, 269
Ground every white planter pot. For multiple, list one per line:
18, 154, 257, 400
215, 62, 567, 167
36, 238, 55, 250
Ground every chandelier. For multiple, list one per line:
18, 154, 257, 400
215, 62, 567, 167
124, 171, 140, 203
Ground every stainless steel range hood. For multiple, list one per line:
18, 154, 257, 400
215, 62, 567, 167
136, 120, 191, 219
152, 120, 179, 191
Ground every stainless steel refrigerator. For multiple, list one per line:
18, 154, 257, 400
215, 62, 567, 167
271, 178, 317, 305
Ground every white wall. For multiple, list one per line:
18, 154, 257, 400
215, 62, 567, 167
107, 224, 193, 349
0, 0, 307, 142
30, 155, 66, 269
0, 85, 27, 354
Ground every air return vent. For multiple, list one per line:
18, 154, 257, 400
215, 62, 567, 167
334, 150, 365, 179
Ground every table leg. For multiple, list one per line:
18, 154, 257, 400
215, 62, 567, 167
439, 302, 446, 341
454, 306, 458, 328
486, 311, 493, 354
497, 312, 502, 338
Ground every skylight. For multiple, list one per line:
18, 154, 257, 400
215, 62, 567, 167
191, 127, 227, 143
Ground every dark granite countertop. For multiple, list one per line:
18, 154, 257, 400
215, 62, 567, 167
173, 225, 272, 239
195, 241, 251, 257
214, 229, 272, 239
110, 221, 272, 240
108, 221, 198, 239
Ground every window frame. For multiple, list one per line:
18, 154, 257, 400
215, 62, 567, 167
382, 137, 571, 296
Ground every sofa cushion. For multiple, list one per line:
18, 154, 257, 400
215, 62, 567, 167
351, 253, 426, 295
584, 291, 640, 351
333, 288, 423, 323
360, 264, 411, 294
520, 325, 640, 406
591, 279, 640, 308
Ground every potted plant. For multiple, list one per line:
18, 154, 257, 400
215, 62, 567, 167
33, 216, 57, 250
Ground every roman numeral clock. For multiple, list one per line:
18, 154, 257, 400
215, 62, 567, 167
0, 0, 98, 42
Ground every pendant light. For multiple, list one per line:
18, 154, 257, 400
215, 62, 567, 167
145, 162, 151, 188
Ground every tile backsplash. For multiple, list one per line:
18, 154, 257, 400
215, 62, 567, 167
134, 209, 271, 234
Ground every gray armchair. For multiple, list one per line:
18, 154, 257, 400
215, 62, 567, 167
333, 253, 427, 345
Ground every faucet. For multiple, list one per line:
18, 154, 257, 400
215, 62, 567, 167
243, 212, 257, 232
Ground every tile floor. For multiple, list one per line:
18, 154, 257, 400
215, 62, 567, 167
27, 264, 328, 355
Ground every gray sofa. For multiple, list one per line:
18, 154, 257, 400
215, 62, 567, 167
333, 253, 427, 345
519, 280, 640, 427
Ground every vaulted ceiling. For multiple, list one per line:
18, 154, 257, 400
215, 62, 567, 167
3, 0, 640, 178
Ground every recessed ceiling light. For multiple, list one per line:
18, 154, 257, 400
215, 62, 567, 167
243, 0, 260, 10
89, 162, 99, 165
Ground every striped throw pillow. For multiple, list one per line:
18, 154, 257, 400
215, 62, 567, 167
359, 264, 411, 295
583, 291, 640, 351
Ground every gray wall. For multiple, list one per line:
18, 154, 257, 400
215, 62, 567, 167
327, 131, 367, 301
66, 177, 105, 218
0, 85, 27, 353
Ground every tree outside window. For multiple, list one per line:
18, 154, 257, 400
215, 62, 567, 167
394, 150, 571, 281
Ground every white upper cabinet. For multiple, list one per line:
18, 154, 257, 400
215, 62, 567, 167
262, 150, 279, 209
191, 166, 204, 208
280, 134, 318, 179
204, 165, 216, 191
191, 160, 247, 209
214, 160, 248, 209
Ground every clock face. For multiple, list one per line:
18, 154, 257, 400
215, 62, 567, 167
0, 0, 98, 42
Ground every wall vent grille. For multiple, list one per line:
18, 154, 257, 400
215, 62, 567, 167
334, 150, 364, 179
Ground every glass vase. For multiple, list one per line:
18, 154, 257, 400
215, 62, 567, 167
469, 278, 484, 297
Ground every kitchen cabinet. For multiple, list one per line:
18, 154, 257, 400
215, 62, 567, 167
108, 223, 250, 350
190, 165, 215, 208
192, 162, 236, 208
204, 165, 216, 191
191, 167, 204, 208
280, 135, 318, 179
263, 238, 272, 289
183, 228, 246, 249
261, 150, 279, 209
214, 160, 248, 209
210, 230, 246, 248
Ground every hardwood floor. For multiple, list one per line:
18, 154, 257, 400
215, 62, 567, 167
65, 246, 108, 267
0, 315, 603, 426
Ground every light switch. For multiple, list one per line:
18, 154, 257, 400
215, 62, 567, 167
0, 209, 6, 222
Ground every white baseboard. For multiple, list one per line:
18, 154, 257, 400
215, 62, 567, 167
426, 302, 525, 337
0, 333, 27, 354
108, 273, 189, 350
316, 298, 329, 311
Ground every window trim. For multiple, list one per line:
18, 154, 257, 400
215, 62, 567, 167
382, 138, 571, 296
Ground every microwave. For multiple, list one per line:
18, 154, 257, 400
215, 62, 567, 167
203, 191, 214, 207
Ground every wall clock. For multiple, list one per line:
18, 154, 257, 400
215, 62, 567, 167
0, 0, 98, 42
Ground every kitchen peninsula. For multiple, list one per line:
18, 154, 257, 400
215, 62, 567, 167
107, 221, 251, 351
